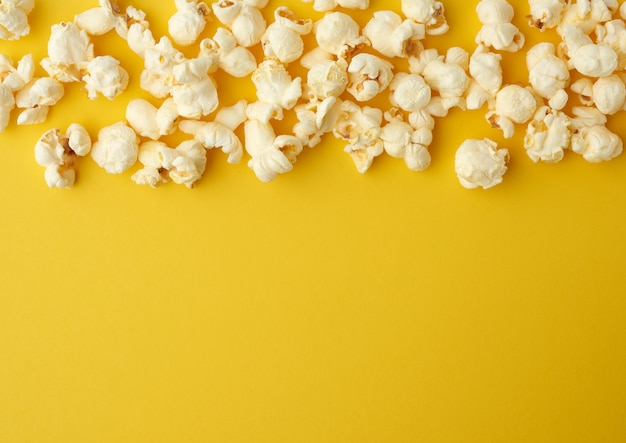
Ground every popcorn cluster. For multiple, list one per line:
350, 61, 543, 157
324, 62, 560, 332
2, 0, 626, 190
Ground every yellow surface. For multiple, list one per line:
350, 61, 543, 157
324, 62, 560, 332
1, 0, 626, 441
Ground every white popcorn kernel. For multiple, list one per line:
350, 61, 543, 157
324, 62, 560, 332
305, 58, 348, 100
133, 140, 207, 188
559, 0, 618, 34
560, 24, 618, 77
0, 0, 31, 40
314, 12, 369, 58
332, 100, 384, 173
1, 53, 34, 92
91, 121, 139, 174
168, 0, 210, 46
302, 0, 369, 12
16, 105, 49, 125
401, 0, 448, 35
74, 0, 117, 35
41, 22, 95, 82
455, 138, 508, 189
595, 19, 626, 70
34, 124, 92, 188
293, 96, 342, 147
570, 106, 623, 162
262, 7, 312, 64
475, 0, 524, 52
417, 48, 470, 113
155, 97, 180, 136
363, 11, 426, 59
389, 73, 431, 112
246, 100, 283, 123
15, 77, 64, 108
171, 76, 219, 119
252, 60, 302, 110
126, 98, 160, 140
179, 118, 244, 164
168, 140, 207, 187
82, 55, 129, 100
131, 141, 170, 187
571, 77, 595, 105
466, 46, 502, 110
213, 1, 266, 48
476, 0, 514, 23
244, 118, 303, 182
591, 74, 626, 114
526, 42, 570, 110
524, 105, 571, 163
528, 0, 567, 30
346, 53, 394, 102
200, 28, 257, 77
117, 6, 156, 58
486, 85, 538, 138
380, 111, 431, 171
0, 84, 15, 132
140, 37, 185, 97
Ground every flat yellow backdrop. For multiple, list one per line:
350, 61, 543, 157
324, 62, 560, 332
1, 0, 625, 441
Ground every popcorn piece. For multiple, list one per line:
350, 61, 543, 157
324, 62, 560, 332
570, 77, 595, 105
170, 57, 219, 119
262, 7, 312, 64
475, 0, 525, 52
293, 96, 343, 147
120, 6, 156, 58
212, 0, 266, 47
199, 28, 256, 77
41, 22, 95, 83
91, 121, 139, 174
380, 109, 431, 171
389, 73, 431, 112
332, 100, 384, 173
595, 19, 626, 70
0, 84, 14, 131
570, 106, 623, 161
455, 138, 508, 189
558, 0, 618, 34
486, 85, 539, 138
168, 0, 210, 46
466, 45, 502, 110
126, 98, 180, 140
314, 12, 369, 59
524, 105, 571, 163
559, 23, 618, 77
244, 118, 303, 182
0, 53, 34, 92
526, 42, 570, 110
131, 140, 206, 188
346, 53, 394, 102
15, 77, 64, 125
141, 37, 185, 98
527, 0, 567, 30
82, 56, 129, 100
34, 123, 91, 188
363, 10, 426, 58
401, 0, 448, 35
0, 0, 33, 40
74, 0, 118, 35
305, 58, 348, 100
252, 60, 302, 110
301, 0, 369, 12
591, 74, 626, 114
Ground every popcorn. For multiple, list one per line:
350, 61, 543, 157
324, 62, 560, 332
475, 0, 525, 52
140, 37, 185, 98
527, 0, 567, 30
0, 53, 35, 131
15, 77, 64, 125
455, 138, 508, 189
82, 56, 129, 100
0, 85, 14, 131
212, 0, 267, 47
389, 73, 431, 112
363, 10, 426, 58
570, 106, 623, 162
346, 53, 394, 102
558, 0, 618, 34
90, 121, 139, 174
41, 22, 95, 83
252, 60, 302, 110
486, 84, 539, 138
262, 7, 312, 64
293, 96, 343, 147
595, 19, 626, 70
34, 123, 91, 188
168, 0, 210, 46
332, 100, 384, 173
200, 28, 256, 77
171, 58, 219, 119
125, 98, 179, 140
74, 0, 118, 36
244, 118, 303, 182
524, 105, 571, 163
559, 23, 618, 77
131, 140, 207, 188
526, 42, 570, 110
466, 45, 502, 110
0, 0, 34, 40
304, 58, 348, 100
313, 12, 369, 59
380, 109, 431, 171
301, 0, 369, 12
401, 0, 449, 35
590, 74, 626, 115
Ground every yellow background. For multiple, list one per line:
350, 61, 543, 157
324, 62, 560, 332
1, 0, 626, 441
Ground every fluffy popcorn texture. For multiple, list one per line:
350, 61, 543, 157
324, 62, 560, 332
560, 24, 618, 77
401, 0, 449, 35
389, 73, 431, 112
212, 1, 266, 47
0, 0, 33, 40
570, 107, 623, 162
34, 124, 91, 188
305, 59, 348, 100
252, 60, 302, 109
302, 0, 369, 12
363, 11, 425, 59
314, 12, 368, 58
486, 85, 538, 138
262, 7, 312, 64
527, 0, 567, 30
293, 96, 342, 148
42, 22, 95, 82
179, 119, 244, 164
82, 56, 129, 100
455, 138, 509, 189
199, 28, 257, 78
347, 53, 394, 102
168, 0, 210, 46
475, 0, 525, 52
380, 113, 431, 171
591, 75, 626, 115
91, 122, 139, 174
526, 42, 569, 109
132, 140, 207, 188
524, 106, 571, 163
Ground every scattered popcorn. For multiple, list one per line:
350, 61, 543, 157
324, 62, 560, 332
0, 53, 34, 131
363, 10, 426, 59
595, 19, 626, 70
15, 77, 64, 125
244, 118, 303, 182
252, 59, 302, 110
91, 121, 139, 174
466, 45, 502, 110
486, 84, 539, 138
198, 28, 257, 78
82, 56, 129, 100
389, 73, 431, 112
74, 0, 118, 36
125, 98, 179, 140
590, 74, 626, 115
559, 23, 618, 77
570, 106, 623, 162
212, 0, 267, 47
132, 140, 206, 188
34, 123, 91, 188
558, 0, 618, 34
475, 0, 525, 52
140, 37, 185, 98
455, 138, 508, 189
313, 12, 369, 59
171, 57, 219, 118
41, 22, 95, 83
262, 7, 312, 64
0, 0, 34, 40
380, 109, 431, 171
168, 0, 210, 46
304, 58, 348, 100
524, 105, 571, 162
400, 0, 449, 35
301, 0, 369, 13
333, 100, 384, 173
293, 96, 342, 147
527, 0, 567, 30
346, 53, 394, 102
526, 42, 570, 110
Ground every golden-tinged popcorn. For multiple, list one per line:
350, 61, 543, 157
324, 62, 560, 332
91, 121, 139, 174
590, 74, 626, 115
486, 84, 539, 138
558, 0, 618, 34
34, 123, 91, 188
559, 23, 618, 77
262, 7, 312, 64
314, 12, 369, 59
401, 0, 448, 35
199, 28, 257, 77
466, 45, 502, 110
346, 53, 394, 102
82, 56, 129, 100
526, 42, 569, 110
0, 0, 34, 40
389, 73, 431, 112
74, 0, 118, 36
475, 0, 525, 52
168, 0, 210, 46
527, 0, 567, 30
41, 22, 95, 83
141, 37, 185, 98
455, 138, 508, 189
15, 77, 64, 125
570, 106, 623, 162
212, 0, 267, 47
293, 96, 343, 147
363, 11, 426, 58
524, 105, 571, 163
252, 60, 302, 110
304, 59, 348, 100
380, 109, 431, 171
0, 53, 34, 131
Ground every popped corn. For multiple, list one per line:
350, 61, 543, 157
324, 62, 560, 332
455, 138, 508, 189
90, 121, 139, 174
0, 0, 34, 40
